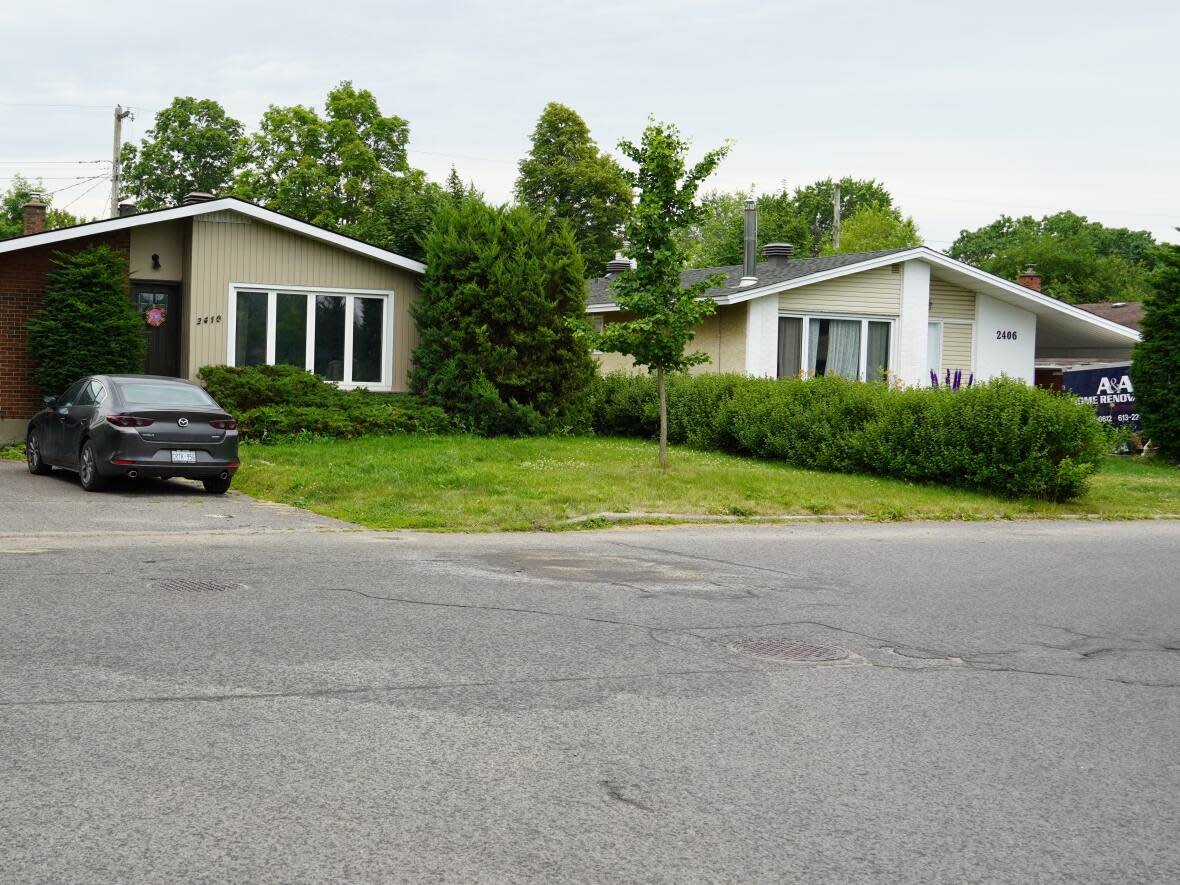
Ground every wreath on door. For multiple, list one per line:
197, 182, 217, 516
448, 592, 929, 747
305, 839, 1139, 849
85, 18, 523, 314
145, 305, 167, 327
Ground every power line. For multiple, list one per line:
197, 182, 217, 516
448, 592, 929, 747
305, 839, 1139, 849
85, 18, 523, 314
0, 174, 108, 181
46, 175, 108, 196
0, 159, 108, 165
58, 178, 109, 212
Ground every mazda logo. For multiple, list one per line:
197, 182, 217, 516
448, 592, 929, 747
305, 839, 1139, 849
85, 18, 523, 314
177, 418, 189, 427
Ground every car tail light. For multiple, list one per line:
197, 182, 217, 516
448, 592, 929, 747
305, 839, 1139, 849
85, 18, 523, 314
209, 418, 237, 430
106, 415, 154, 427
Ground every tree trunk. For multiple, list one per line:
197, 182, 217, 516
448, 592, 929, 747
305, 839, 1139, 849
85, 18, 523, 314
657, 365, 668, 470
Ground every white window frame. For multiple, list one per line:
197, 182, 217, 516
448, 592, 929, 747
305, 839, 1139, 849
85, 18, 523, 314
226, 284, 396, 391
778, 312, 895, 382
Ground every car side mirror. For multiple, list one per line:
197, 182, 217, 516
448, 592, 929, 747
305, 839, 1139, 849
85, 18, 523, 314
43, 396, 57, 408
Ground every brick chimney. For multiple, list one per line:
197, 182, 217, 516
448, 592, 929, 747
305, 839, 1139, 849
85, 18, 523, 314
22, 196, 46, 235
1017, 264, 1042, 292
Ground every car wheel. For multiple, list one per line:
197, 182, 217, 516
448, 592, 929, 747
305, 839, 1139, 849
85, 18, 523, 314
26, 430, 52, 475
78, 441, 107, 492
202, 475, 232, 495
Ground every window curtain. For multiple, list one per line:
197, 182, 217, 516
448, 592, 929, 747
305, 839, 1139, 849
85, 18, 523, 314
777, 317, 802, 378
807, 319, 822, 376
927, 322, 942, 380
825, 319, 861, 378
866, 322, 890, 382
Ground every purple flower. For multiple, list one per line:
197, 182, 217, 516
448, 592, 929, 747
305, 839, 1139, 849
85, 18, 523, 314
930, 370, 938, 388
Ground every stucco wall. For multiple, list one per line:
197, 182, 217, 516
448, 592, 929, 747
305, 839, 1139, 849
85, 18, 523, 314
974, 292, 1036, 382
129, 221, 185, 283
187, 213, 421, 390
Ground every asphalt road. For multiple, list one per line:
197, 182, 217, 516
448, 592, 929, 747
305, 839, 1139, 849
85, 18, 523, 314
1, 460, 1178, 883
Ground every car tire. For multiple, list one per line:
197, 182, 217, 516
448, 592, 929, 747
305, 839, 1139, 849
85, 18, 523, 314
26, 430, 52, 475
78, 441, 107, 492
203, 476, 232, 495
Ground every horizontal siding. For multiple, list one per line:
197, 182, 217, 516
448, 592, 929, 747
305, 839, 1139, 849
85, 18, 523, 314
187, 215, 421, 390
779, 265, 901, 317
930, 278, 976, 320
594, 304, 747, 375
941, 323, 974, 374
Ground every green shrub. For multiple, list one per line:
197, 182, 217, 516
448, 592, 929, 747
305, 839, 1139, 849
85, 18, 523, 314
197, 364, 452, 441
589, 372, 1107, 500
26, 246, 145, 394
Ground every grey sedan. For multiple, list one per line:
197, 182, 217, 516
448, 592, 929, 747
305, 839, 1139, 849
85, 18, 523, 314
25, 375, 240, 494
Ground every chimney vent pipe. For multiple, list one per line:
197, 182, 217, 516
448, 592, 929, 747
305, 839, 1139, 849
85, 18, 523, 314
741, 198, 758, 285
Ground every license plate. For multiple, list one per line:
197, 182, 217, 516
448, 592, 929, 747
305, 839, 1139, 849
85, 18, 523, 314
171, 450, 197, 464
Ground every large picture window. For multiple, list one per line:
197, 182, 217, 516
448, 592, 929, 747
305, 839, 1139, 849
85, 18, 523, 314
777, 314, 892, 382
228, 286, 393, 389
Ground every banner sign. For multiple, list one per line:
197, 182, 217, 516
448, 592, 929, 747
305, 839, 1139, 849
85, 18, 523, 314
1062, 365, 1140, 430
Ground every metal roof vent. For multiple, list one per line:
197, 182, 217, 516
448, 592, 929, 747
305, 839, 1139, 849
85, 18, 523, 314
763, 243, 794, 269
605, 253, 632, 276
181, 192, 215, 205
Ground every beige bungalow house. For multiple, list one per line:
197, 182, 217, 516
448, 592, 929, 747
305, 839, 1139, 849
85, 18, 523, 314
586, 209, 1140, 386
0, 195, 424, 443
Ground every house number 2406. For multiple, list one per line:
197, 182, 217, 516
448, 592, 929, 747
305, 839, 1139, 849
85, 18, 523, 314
996, 330, 1018, 340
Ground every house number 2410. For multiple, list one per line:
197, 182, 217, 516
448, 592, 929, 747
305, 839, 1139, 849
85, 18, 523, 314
996, 330, 1018, 340
195, 315, 223, 325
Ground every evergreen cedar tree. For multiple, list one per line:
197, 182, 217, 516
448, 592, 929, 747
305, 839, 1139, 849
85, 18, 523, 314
1131, 239, 1180, 461
515, 103, 633, 276
26, 246, 146, 394
410, 198, 596, 435
597, 121, 730, 468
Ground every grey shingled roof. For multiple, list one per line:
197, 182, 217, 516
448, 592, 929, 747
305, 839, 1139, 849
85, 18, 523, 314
586, 248, 913, 308
1075, 301, 1144, 332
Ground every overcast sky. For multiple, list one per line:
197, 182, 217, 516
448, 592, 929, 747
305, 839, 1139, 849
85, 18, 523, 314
3, 0, 1176, 250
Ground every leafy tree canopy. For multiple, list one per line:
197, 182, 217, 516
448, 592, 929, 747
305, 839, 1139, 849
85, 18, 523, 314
410, 195, 596, 434
26, 246, 145, 393
0, 175, 84, 240
597, 119, 729, 466
681, 176, 898, 268
120, 97, 245, 210
948, 211, 1157, 303
822, 203, 921, 254
234, 81, 410, 229
516, 102, 633, 276
1131, 237, 1180, 460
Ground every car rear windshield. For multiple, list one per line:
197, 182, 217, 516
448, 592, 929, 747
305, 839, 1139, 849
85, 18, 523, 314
116, 382, 219, 408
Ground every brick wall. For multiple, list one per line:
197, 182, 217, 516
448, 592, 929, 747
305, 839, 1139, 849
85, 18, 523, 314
0, 231, 131, 422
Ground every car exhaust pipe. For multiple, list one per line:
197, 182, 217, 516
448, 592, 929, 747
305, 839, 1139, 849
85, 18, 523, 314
219, 471, 229, 480
127, 470, 138, 479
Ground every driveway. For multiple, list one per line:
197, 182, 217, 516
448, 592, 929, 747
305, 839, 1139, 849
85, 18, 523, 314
1, 459, 1178, 883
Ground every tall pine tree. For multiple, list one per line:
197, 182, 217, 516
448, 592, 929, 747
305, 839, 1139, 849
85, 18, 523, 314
515, 103, 632, 276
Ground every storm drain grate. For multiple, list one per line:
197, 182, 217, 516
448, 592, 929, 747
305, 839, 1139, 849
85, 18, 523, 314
729, 638, 848, 662
153, 578, 244, 593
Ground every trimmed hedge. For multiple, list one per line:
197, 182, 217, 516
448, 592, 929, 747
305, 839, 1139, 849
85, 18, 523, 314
197, 365, 452, 441
590, 372, 1108, 501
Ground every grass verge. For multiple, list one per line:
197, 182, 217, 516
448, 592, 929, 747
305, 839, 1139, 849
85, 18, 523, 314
225, 435, 1180, 531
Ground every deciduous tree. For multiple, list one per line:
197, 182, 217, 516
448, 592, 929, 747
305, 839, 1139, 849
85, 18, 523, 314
0, 176, 83, 240
120, 97, 244, 209
823, 203, 921, 254
597, 120, 730, 467
948, 211, 1156, 303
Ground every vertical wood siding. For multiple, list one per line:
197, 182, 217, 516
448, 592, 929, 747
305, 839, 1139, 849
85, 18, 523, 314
778, 266, 901, 316
187, 215, 421, 389
930, 277, 976, 320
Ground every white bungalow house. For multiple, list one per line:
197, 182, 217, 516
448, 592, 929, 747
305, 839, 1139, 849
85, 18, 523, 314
587, 208, 1140, 386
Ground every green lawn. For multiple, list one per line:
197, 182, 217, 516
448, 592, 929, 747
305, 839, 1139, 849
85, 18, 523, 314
216, 435, 1180, 531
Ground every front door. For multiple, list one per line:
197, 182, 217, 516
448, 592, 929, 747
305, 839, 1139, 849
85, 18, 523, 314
131, 283, 182, 377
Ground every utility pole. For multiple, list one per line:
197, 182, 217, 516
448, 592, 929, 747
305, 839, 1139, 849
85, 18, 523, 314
110, 104, 132, 217
831, 180, 842, 251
